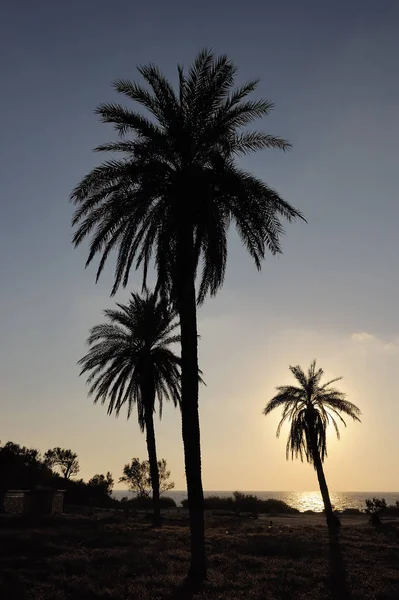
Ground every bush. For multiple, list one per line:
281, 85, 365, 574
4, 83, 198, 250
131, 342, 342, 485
233, 492, 299, 515
159, 496, 176, 508
64, 479, 119, 509
181, 494, 298, 514
382, 503, 399, 517
128, 496, 176, 509
365, 497, 387, 524
258, 498, 299, 515
340, 507, 362, 515
205, 496, 235, 510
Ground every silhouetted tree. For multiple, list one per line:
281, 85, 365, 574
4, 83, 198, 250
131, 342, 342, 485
365, 497, 387, 525
43, 447, 80, 479
119, 457, 174, 498
263, 360, 361, 531
0, 441, 56, 490
79, 292, 181, 526
88, 472, 114, 496
71, 49, 303, 580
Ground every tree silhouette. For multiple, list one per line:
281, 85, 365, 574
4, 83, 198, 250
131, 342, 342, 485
78, 292, 181, 526
71, 49, 303, 580
263, 360, 361, 531
43, 447, 80, 480
88, 472, 114, 497
119, 457, 174, 498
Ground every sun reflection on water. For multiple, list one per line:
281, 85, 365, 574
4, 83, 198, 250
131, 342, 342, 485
293, 491, 325, 512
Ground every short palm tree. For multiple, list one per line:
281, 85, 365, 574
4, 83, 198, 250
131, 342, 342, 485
263, 360, 361, 530
78, 291, 181, 527
71, 49, 304, 580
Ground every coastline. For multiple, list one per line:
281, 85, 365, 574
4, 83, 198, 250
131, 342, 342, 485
112, 489, 399, 512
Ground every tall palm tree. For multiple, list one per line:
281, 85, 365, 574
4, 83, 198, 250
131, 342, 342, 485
263, 360, 361, 530
70, 49, 303, 580
78, 291, 181, 527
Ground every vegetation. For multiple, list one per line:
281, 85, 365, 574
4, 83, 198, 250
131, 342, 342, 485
88, 472, 114, 497
0, 441, 117, 509
0, 442, 55, 491
119, 457, 174, 499
43, 447, 80, 479
121, 495, 177, 510
264, 360, 361, 532
71, 48, 303, 581
181, 493, 299, 515
363, 497, 399, 524
78, 292, 181, 527
1, 512, 398, 599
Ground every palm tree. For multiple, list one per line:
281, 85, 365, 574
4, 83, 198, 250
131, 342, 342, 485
78, 291, 181, 527
70, 49, 304, 580
263, 360, 361, 530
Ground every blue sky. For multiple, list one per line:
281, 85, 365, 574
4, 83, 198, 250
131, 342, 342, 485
1, 0, 399, 490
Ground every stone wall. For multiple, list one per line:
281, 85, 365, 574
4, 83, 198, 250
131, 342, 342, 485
1, 490, 64, 515
1, 492, 25, 515
52, 491, 64, 514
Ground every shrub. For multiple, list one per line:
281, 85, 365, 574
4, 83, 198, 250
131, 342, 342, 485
257, 498, 298, 514
365, 497, 387, 525
205, 496, 235, 510
181, 494, 298, 514
382, 503, 399, 517
340, 507, 362, 515
128, 496, 176, 509
233, 493, 299, 515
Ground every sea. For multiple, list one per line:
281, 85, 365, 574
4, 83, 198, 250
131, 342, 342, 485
113, 490, 399, 513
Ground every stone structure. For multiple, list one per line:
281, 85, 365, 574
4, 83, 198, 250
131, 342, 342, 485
0, 490, 64, 516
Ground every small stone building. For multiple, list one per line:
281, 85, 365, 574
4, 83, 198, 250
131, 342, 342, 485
0, 490, 64, 516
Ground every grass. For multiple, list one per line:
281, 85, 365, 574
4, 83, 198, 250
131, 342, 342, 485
1, 511, 399, 599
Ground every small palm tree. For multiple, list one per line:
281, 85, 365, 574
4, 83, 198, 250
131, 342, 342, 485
79, 291, 181, 527
263, 360, 361, 530
71, 49, 304, 580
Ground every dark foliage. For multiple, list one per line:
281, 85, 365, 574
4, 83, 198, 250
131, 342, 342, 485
0, 441, 116, 509
79, 292, 181, 527
70, 49, 305, 579
127, 495, 176, 509
88, 472, 114, 497
78, 292, 181, 425
2, 514, 396, 599
339, 507, 362, 515
365, 497, 387, 515
0, 442, 56, 491
264, 360, 361, 531
119, 457, 174, 497
63, 478, 119, 509
70, 49, 304, 303
43, 447, 80, 480
181, 493, 298, 514
264, 361, 361, 464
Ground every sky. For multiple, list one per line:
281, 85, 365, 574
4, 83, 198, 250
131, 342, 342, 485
1, 0, 399, 492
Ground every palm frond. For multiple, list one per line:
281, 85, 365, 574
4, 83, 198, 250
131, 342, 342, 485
263, 360, 361, 466
79, 292, 183, 429
71, 49, 304, 302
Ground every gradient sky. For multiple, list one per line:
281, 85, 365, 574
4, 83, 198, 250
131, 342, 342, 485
1, 0, 399, 491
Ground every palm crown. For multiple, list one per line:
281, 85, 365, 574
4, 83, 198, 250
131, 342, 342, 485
78, 292, 181, 429
71, 49, 304, 301
263, 360, 361, 464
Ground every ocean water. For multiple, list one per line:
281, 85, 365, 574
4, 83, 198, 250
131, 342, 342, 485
113, 490, 399, 512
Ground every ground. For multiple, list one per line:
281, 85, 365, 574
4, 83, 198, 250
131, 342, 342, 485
1, 511, 398, 599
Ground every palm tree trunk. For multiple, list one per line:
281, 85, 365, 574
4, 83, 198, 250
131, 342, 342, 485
177, 255, 206, 582
312, 448, 340, 531
145, 408, 161, 527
